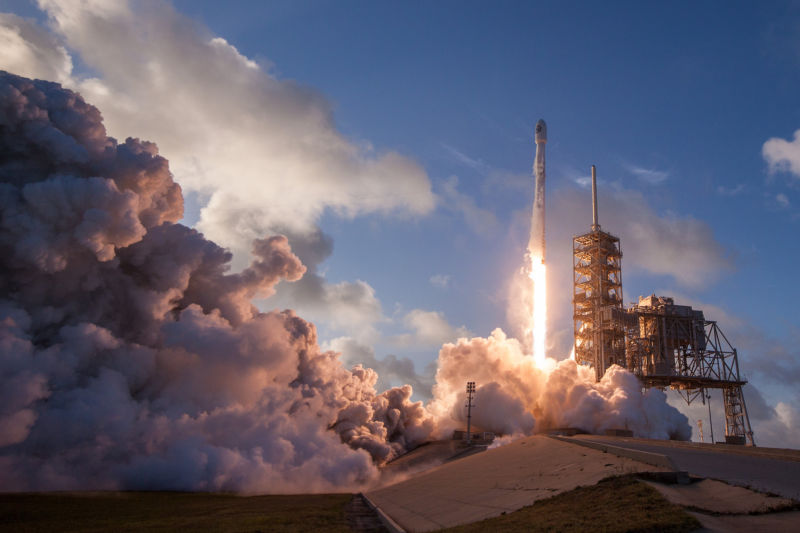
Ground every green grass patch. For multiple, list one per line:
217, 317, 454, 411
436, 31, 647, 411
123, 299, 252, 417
442, 476, 701, 533
0, 492, 353, 533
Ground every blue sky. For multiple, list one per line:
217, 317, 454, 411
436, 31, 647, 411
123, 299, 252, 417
164, 1, 799, 339
2, 0, 799, 444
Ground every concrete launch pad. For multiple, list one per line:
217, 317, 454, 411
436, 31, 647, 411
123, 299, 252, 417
366, 435, 800, 532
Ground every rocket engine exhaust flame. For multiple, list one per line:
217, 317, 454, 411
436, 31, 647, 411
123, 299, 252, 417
528, 255, 546, 365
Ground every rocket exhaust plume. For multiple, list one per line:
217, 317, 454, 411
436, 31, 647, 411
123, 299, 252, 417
0, 71, 436, 493
527, 119, 547, 364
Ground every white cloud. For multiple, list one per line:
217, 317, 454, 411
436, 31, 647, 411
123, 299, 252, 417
776, 192, 790, 208
550, 185, 734, 288
763, 129, 800, 177
277, 278, 384, 340
441, 143, 489, 172
250, 228, 385, 343
438, 175, 499, 236
429, 274, 451, 289
0, 0, 435, 259
327, 336, 434, 399
716, 183, 745, 196
391, 309, 471, 347
0, 13, 72, 84
624, 163, 669, 184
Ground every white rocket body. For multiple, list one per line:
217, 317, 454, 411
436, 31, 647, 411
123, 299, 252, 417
528, 119, 547, 262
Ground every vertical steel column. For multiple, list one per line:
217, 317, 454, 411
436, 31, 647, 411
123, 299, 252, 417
465, 381, 476, 445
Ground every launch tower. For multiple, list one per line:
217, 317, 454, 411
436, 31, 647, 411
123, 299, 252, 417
572, 166, 755, 445
573, 166, 626, 381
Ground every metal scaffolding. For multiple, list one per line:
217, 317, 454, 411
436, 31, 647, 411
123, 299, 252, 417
571, 165, 755, 445
618, 296, 755, 445
572, 229, 625, 381
573, 165, 626, 381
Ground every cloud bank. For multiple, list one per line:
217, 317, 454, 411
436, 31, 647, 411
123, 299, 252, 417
2, 0, 435, 255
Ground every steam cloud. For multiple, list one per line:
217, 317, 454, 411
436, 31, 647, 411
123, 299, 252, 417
0, 71, 690, 493
427, 329, 690, 440
0, 71, 433, 492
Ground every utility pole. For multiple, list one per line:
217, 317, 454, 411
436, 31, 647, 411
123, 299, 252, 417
465, 381, 476, 445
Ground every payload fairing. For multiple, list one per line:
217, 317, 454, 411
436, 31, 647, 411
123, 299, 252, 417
528, 119, 547, 262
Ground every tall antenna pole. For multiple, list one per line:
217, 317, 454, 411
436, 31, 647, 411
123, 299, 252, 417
591, 165, 600, 231
465, 381, 476, 445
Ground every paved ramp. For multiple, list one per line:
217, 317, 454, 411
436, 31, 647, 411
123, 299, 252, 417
366, 435, 668, 532
571, 435, 800, 500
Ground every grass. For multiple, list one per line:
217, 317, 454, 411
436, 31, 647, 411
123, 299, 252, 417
0, 476, 703, 533
441, 476, 701, 533
0, 492, 353, 533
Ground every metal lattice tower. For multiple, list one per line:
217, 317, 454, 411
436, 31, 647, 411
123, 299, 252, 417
723, 387, 751, 443
573, 166, 626, 381
620, 296, 755, 445
571, 165, 755, 445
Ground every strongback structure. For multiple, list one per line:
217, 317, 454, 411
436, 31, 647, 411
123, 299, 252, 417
572, 166, 755, 445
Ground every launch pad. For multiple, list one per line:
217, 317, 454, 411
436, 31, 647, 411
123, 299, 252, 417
572, 166, 755, 446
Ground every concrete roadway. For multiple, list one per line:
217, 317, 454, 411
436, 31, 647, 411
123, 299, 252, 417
366, 435, 670, 532
572, 435, 800, 500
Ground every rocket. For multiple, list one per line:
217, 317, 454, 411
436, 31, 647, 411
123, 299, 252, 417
528, 119, 547, 263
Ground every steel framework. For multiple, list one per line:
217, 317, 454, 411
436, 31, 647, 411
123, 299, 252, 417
571, 165, 755, 445
572, 228, 625, 381
617, 296, 755, 445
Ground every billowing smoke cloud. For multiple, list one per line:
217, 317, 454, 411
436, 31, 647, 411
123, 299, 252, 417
328, 336, 435, 400
428, 330, 691, 440
0, 71, 695, 492
0, 1, 436, 345
0, 71, 435, 492
0, 0, 435, 254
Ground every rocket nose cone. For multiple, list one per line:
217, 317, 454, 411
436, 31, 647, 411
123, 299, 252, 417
535, 119, 547, 143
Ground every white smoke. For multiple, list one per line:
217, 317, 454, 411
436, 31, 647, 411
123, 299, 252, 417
428, 329, 691, 440
0, 71, 434, 492
0, 71, 693, 493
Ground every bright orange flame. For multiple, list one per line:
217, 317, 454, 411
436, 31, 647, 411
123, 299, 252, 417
528, 254, 546, 365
